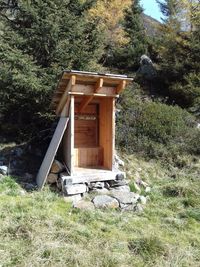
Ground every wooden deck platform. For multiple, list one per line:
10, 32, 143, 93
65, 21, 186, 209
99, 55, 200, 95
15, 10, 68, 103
61, 167, 122, 184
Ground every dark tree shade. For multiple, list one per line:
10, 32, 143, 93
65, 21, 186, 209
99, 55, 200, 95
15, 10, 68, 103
111, 0, 148, 71
0, 0, 104, 139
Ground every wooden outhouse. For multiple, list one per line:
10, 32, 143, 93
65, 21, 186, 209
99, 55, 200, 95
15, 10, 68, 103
37, 70, 133, 189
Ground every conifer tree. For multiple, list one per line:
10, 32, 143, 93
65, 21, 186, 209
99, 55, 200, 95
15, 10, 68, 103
156, 0, 200, 115
0, 0, 104, 138
113, 0, 148, 70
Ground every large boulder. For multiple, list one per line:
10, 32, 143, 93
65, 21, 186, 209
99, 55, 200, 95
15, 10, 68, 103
64, 184, 87, 195
0, 166, 8, 175
92, 195, 119, 209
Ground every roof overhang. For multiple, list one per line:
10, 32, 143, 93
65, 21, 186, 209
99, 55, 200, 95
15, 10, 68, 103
51, 70, 133, 115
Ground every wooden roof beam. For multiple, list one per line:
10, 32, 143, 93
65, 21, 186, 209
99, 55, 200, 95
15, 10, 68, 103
78, 95, 94, 113
78, 78, 104, 113
116, 80, 126, 94
94, 77, 104, 93
56, 75, 76, 115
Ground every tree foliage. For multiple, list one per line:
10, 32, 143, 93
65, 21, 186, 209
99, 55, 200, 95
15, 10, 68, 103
88, 0, 131, 65
0, 0, 104, 138
155, 0, 200, 116
110, 0, 148, 70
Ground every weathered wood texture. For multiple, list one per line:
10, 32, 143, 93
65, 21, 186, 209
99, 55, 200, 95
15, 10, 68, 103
56, 75, 76, 115
74, 147, 103, 167
50, 160, 64, 174
63, 96, 74, 175
74, 103, 98, 148
99, 97, 115, 170
60, 168, 119, 184
51, 71, 133, 114
74, 119, 98, 147
36, 117, 69, 189
47, 173, 58, 184
78, 78, 103, 113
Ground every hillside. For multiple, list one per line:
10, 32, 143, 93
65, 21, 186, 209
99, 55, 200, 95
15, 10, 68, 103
0, 153, 200, 267
0, 1, 199, 266
142, 13, 161, 36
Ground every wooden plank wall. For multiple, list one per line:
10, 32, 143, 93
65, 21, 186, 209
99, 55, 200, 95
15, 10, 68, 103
74, 119, 98, 147
99, 98, 115, 170
74, 103, 98, 148
74, 147, 103, 167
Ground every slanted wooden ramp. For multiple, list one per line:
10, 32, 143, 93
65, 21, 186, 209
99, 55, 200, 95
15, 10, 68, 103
36, 117, 69, 189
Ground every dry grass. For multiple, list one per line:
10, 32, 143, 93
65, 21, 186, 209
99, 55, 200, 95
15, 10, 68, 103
0, 154, 200, 267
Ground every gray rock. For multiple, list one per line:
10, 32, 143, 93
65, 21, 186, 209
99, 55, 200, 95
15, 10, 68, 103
109, 185, 130, 193
108, 179, 129, 188
89, 181, 105, 189
120, 203, 137, 211
60, 173, 73, 185
116, 172, 126, 180
92, 195, 119, 209
0, 174, 4, 181
137, 54, 157, 80
92, 188, 109, 194
104, 182, 111, 189
0, 166, 8, 175
110, 191, 140, 205
73, 200, 95, 210
115, 155, 125, 167
139, 195, 147, 205
64, 184, 87, 195
135, 204, 144, 212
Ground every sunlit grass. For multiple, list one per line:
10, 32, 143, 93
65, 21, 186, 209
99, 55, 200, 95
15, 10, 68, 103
0, 153, 200, 266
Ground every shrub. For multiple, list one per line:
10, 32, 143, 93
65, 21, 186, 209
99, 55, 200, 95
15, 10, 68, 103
116, 85, 199, 163
135, 102, 194, 144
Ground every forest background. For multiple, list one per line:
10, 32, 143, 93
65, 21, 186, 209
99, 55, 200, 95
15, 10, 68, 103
0, 1, 200, 266
0, 0, 199, 166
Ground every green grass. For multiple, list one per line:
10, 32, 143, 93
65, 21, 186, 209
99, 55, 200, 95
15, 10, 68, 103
0, 154, 200, 267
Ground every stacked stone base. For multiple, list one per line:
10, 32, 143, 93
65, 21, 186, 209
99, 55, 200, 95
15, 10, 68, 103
60, 171, 147, 211
45, 158, 149, 211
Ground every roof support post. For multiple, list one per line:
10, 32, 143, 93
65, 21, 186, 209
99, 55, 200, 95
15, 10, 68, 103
56, 75, 76, 115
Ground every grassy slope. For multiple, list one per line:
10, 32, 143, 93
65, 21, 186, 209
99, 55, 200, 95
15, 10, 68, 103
0, 154, 200, 267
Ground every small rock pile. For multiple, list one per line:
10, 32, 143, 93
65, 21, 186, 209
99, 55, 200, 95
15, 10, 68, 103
70, 178, 150, 212
57, 160, 151, 211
